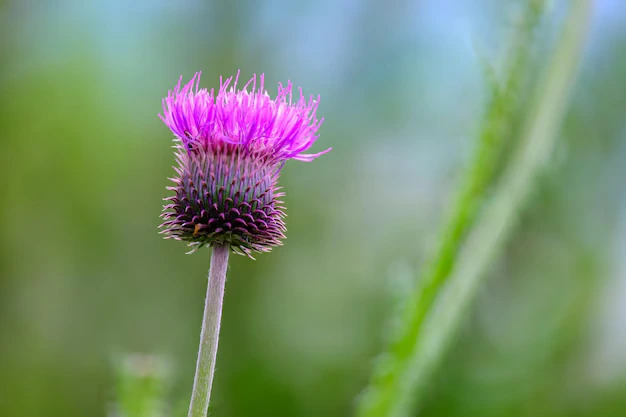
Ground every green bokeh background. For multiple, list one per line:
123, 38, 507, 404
1, 1, 625, 416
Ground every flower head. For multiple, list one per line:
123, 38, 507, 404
158, 71, 330, 257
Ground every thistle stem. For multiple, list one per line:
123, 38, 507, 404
188, 244, 230, 417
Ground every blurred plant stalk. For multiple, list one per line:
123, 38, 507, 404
112, 354, 170, 417
355, 0, 592, 416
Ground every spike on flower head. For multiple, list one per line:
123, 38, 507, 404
158, 71, 330, 257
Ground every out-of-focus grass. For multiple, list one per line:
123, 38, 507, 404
356, 1, 548, 415
113, 354, 169, 417
358, 1, 591, 416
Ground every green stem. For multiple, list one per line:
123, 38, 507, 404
356, 2, 547, 416
389, 1, 591, 413
188, 245, 230, 417
356, 0, 591, 415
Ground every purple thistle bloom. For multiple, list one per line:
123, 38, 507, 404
158, 71, 330, 257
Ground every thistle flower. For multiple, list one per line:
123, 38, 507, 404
159, 71, 330, 257
158, 71, 329, 417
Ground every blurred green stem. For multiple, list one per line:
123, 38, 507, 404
188, 245, 230, 417
356, 1, 546, 416
356, 0, 591, 416
388, 1, 591, 413
114, 354, 169, 417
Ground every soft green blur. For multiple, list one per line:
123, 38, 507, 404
1, 1, 625, 417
